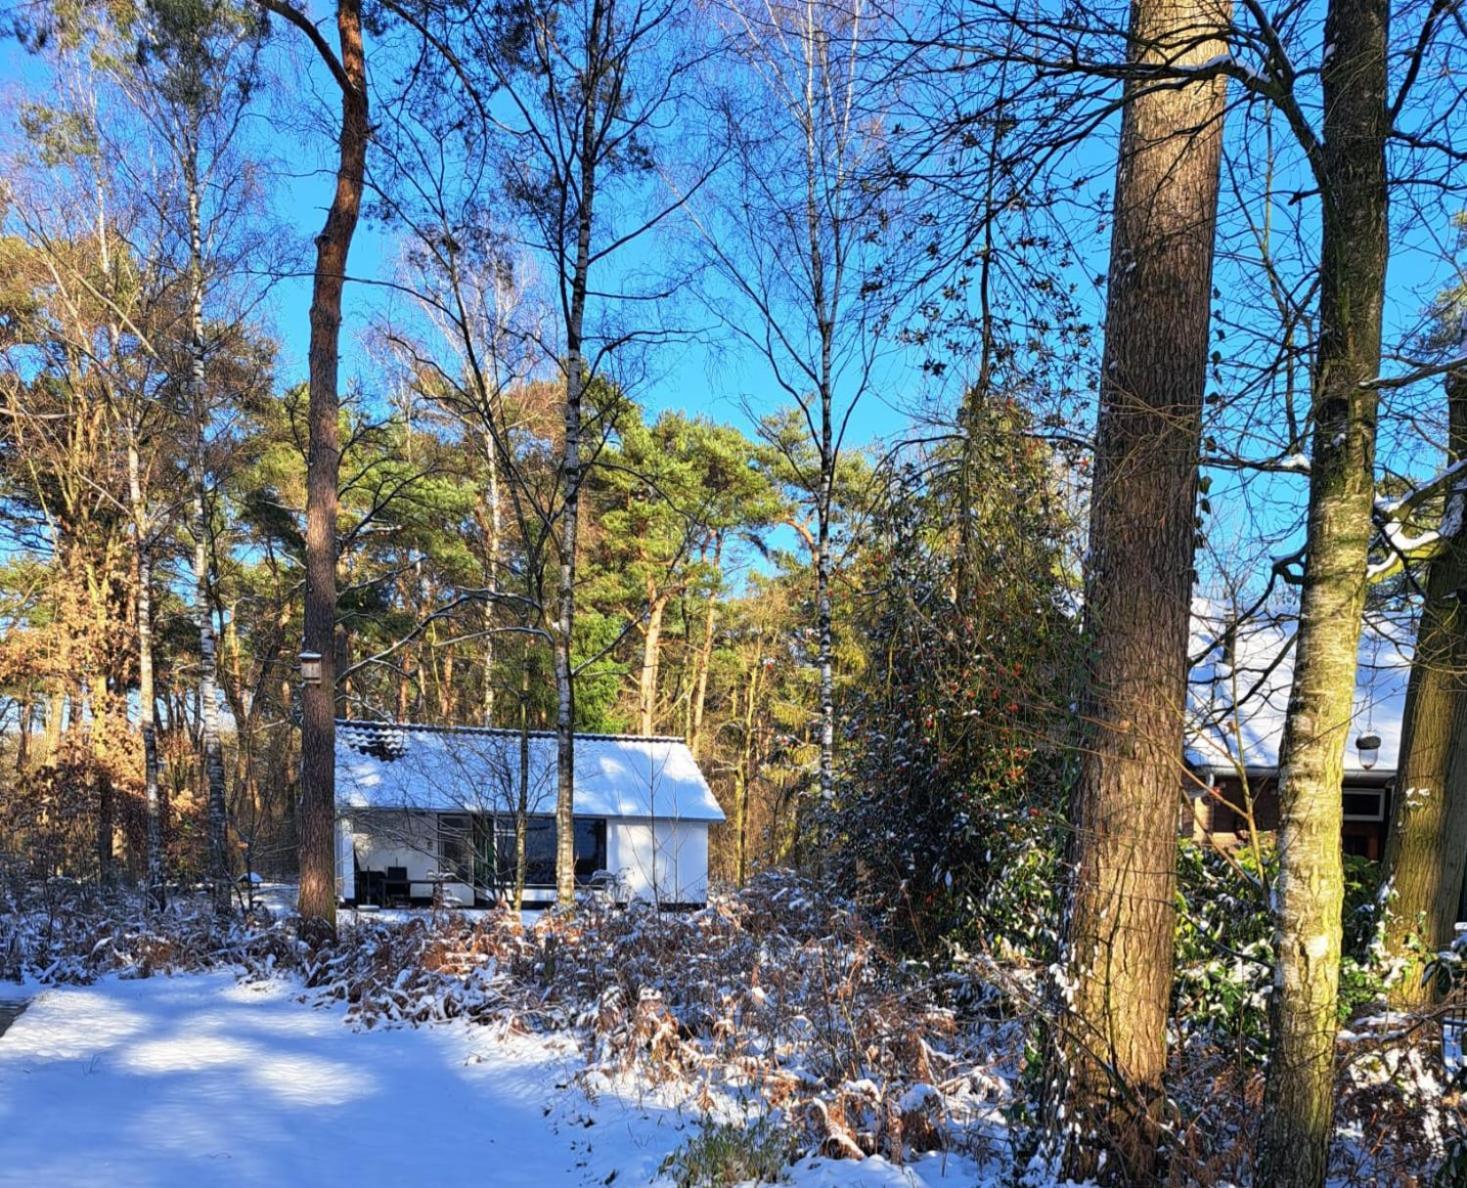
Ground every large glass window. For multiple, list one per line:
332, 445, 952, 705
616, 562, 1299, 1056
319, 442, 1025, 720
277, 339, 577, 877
438, 814, 473, 883
486, 815, 607, 887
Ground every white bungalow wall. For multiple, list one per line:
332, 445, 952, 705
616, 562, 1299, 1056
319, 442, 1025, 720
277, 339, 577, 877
608, 819, 710, 905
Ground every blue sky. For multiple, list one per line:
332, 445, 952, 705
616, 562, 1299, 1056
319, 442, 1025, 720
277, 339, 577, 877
3, 8, 1462, 603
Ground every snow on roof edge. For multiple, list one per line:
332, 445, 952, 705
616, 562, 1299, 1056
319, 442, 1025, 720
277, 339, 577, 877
335, 719, 726, 823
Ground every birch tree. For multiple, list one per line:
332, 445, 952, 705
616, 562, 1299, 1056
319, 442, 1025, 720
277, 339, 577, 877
382, 0, 711, 905
121, 0, 266, 911
696, 0, 899, 804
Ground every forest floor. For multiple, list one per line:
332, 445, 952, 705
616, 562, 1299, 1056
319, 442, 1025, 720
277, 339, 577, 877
0, 960, 993, 1188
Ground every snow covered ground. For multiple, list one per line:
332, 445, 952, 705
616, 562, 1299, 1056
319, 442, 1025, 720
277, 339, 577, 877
0, 973, 986, 1187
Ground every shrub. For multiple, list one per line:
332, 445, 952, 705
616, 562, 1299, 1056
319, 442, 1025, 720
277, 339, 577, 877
1173, 841, 1389, 1060
659, 1118, 792, 1188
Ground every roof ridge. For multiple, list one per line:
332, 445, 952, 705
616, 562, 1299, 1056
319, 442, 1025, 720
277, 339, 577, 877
335, 718, 690, 745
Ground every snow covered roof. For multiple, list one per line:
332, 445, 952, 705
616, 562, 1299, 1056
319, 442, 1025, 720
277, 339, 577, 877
1187, 608, 1410, 776
336, 721, 725, 822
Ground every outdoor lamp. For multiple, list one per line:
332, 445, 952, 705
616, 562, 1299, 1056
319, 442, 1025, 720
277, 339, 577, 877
299, 650, 324, 688
1356, 733, 1382, 771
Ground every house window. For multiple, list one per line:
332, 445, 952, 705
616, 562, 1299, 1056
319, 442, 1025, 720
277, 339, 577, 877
490, 816, 607, 887
1342, 789, 1385, 822
439, 814, 473, 883
574, 818, 608, 881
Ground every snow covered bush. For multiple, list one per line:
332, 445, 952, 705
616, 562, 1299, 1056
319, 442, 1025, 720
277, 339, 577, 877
6, 861, 1451, 1181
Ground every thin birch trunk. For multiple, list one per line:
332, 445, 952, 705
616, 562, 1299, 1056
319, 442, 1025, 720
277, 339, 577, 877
514, 650, 531, 912
184, 145, 231, 915
483, 430, 501, 726
553, 0, 605, 909
127, 431, 165, 908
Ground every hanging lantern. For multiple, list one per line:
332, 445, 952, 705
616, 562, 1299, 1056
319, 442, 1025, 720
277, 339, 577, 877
1356, 732, 1382, 771
298, 650, 324, 688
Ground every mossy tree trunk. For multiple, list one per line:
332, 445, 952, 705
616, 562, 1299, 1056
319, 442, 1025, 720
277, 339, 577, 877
1378, 370, 1467, 1008
1256, 0, 1389, 1180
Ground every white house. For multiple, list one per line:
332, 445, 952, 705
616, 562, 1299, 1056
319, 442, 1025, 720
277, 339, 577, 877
1185, 607, 1411, 858
334, 720, 725, 908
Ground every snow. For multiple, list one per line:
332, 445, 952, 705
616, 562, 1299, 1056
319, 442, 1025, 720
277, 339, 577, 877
337, 720, 724, 822
1186, 605, 1410, 774
0, 972, 994, 1188
0, 973, 593, 1186
780, 1152, 986, 1185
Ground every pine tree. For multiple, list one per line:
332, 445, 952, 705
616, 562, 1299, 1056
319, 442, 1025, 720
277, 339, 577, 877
1054, 0, 1230, 1175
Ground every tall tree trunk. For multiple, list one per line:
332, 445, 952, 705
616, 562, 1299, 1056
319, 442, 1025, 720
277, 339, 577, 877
514, 649, 531, 912
195, 484, 230, 911
553, 340, 582, 906
815, 511, 834, 804
127, 434, 165, 908
15, 685, 30, 772
1053, 0, 1229, 1177
1378, 372, 1467, 1008
186, 148, 231, 916
274, 0, 368, 941
637, 584, 667, 736
689, 539, 723, 758
1257, 1, 1389, 1180
735, 653, 762, 886
553, 7, 603, 908
83, 679, 114, 886
483, 430, 501, 726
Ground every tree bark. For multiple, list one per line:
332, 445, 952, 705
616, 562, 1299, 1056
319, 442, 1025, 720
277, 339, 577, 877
735, 653, 762, 886
15, 685, 30, 772
1378, 373, 1467, 1008
514, 649, 531, 912
1257, 0, 1389, 1180
1378, 375, 1467, 1003
185, 146, 231, 916
637, 583, 667, 736
281, 0, 369, 942
688, 541, 722, 758
127, 432, 165, 908
553, 340, 582, 906
1053, 0, 1229, 1177
553, 0, 604, 909
483, 430, 501, 726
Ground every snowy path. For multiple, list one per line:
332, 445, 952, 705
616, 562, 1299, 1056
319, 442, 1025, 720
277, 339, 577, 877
0, 974, 986, 1187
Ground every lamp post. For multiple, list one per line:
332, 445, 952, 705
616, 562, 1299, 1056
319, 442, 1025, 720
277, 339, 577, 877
1355, 732, 1382, 771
